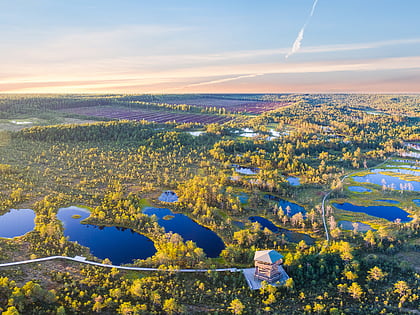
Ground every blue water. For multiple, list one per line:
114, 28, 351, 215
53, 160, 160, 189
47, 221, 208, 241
353, 169, 420, 191
235, 192, 249, 204
248, 216, 314, 244
233, 221, 245, 229
249, 216, 279, 232
338, 220, 374, 232
232, 165, 259, 175
57, 207, 157, 265
287, 177, 300, 186
348, 186, 372, 193
374, 199, 400, 204
386, 164, 420, 170
264, 195, 306, 216
142, 207, 225, 258
413, 199, 420, 206
374, 168, 420, 176
0, 209, 35, 238
332, 203, 412, 222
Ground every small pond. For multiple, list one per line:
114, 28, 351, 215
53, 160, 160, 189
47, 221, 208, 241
287, 177, 300, 186
187, 131, 205, 137
248, 216, 314, 244
265, 195, 306, 216
338, 220, 374, 232
235, 192, 249, 204
237, 128, 259, 138
57, 207, 157, 265
269, 129, 281, 138
0, 209, 35, 238
158, 191, 179, 203
233, 221, 245, 229
386, 164, 420, 170
375, 168, 420, 176
232, 165, 259, 175
332, 202, 412, 222
353, 170, 420, 191
142, 207, 225, 258
348, 186, 372, 193
413, 199, 420, 206
374, 199, 400, 204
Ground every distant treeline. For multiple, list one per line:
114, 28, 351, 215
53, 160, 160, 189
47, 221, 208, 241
14, 120, 159, 142
0, 94, 229, 117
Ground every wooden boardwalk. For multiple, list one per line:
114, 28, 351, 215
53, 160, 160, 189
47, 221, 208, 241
0, 255, 240, 273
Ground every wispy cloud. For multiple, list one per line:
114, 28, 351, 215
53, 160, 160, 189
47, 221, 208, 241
286, 0, 319, 59
2, 55, 420, 93
176, 74, 264, 89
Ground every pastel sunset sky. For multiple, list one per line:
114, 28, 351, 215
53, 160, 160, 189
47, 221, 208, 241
1, 0, 420, 93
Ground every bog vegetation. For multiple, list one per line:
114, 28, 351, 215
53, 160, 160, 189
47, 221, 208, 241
0, 94, 419, 314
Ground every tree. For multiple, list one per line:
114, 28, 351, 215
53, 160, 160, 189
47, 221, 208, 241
2, 307, 20, 315
163, 298, 183, 315
364, 230, 376, 247
348, 282, 363, 300
393, 281, 411, 297
367, 266, 387, 281
228, 299, 245, 315
284, 278, 295, 292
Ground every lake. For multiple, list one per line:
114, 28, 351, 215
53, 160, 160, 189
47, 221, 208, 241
187, 131, 205, 137
248, 216, 314, 244
348, 186, 372, 193
158, 191, 179, 202
353, 168, 420, 191
142, 207, 225, 258
338, 220, 374, 232
374, 199, 400, 204
57, 207, 157, 265
0, 209, 35, 238
232, 165, 259, 175
265, 195, 306, 216
235, 192, 249, 204
332, 202, 412, 222
287, 177, 300, 186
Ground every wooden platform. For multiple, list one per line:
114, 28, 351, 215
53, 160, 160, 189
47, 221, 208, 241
242, 266, 289, 290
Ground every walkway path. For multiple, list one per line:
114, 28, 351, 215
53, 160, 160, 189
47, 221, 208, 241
0, 255, 240, 273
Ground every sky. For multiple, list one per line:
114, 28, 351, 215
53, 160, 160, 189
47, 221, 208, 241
1, 0, 420, 94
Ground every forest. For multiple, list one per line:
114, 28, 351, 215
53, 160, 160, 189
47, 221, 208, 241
0, 94, 419, 314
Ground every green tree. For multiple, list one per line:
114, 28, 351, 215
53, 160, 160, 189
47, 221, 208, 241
1, 306, 20, 315
229, 299, 245, 315
367, 266, 387, 281
348, 282, 363, 300
163, 298, 183, 315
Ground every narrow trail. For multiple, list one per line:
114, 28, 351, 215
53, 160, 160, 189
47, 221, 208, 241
320, 155, 395, 243
0, 255, 240, 272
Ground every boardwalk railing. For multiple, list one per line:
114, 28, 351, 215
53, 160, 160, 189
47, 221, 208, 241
0, 255, 240, 273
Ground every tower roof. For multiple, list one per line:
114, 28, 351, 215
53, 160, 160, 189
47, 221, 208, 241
254, 250, 283, 264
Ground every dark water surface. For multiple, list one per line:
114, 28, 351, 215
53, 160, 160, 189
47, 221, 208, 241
332, 203, 412, 222
264, 195, 306, 216
142, 207, 225, 257
57, 207, 157, 265
248, 216, 314, 244
0, 209, 35, 238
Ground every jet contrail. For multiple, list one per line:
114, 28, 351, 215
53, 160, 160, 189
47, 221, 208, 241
286, 0, 319, 59
310, 0, 319, 16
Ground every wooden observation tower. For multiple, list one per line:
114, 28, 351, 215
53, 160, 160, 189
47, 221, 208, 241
254, 250, 284, 283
